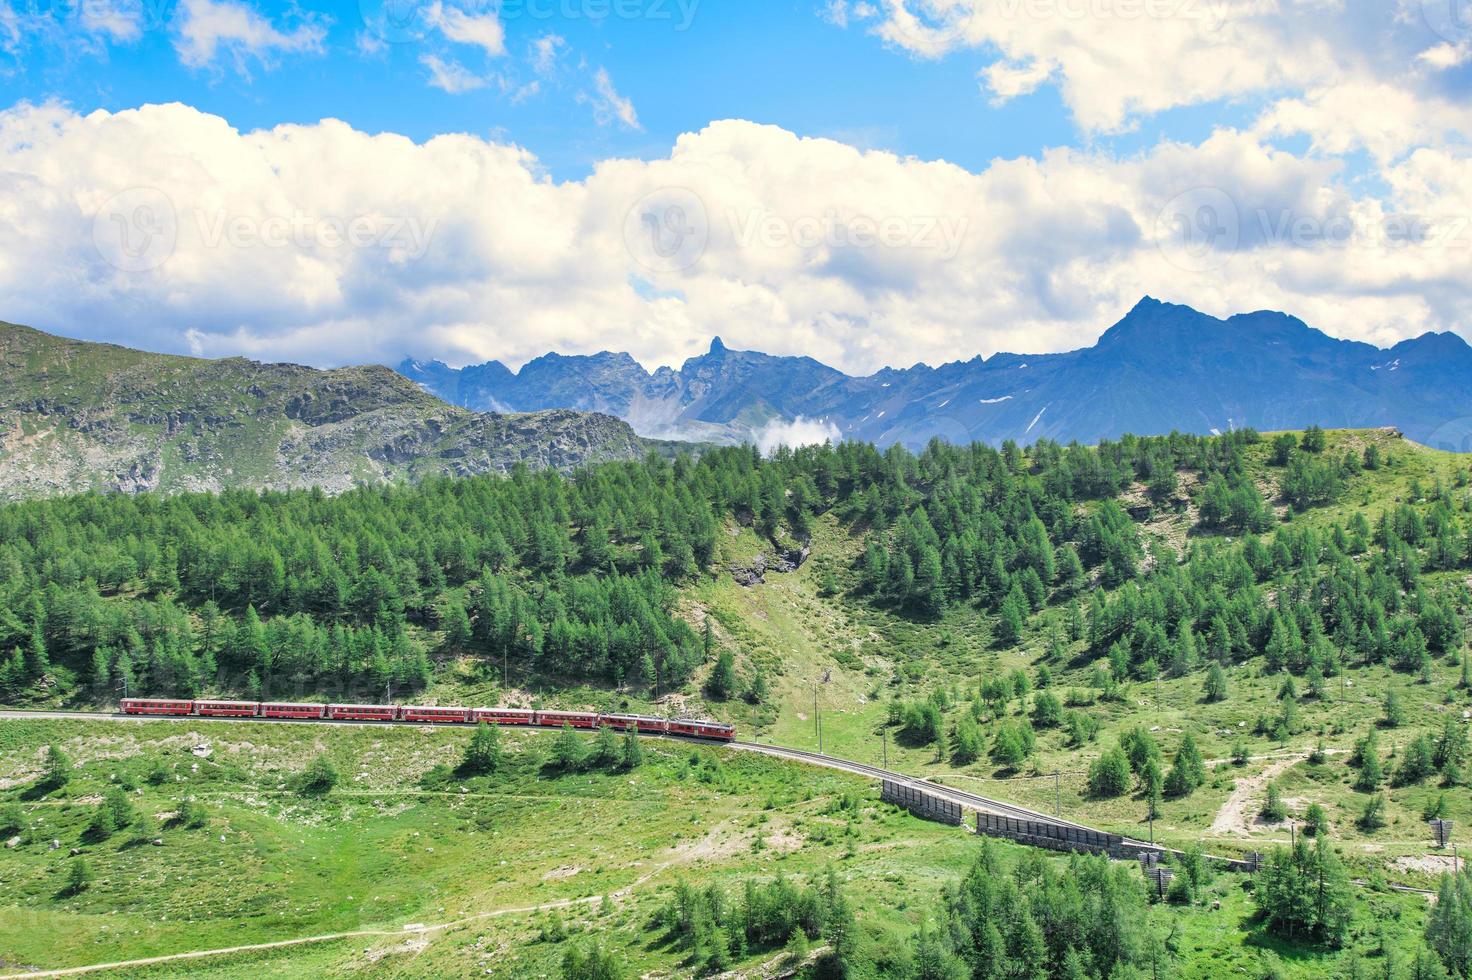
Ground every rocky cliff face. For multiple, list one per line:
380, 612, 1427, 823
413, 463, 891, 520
0, 322, 649, 498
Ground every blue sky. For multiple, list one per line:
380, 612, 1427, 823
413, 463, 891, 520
0, 0, 1470, 374
0, 0, 1194, 178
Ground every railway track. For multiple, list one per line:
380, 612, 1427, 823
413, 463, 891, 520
0, 708, 1151, 849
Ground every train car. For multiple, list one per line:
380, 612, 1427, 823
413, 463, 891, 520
260, 702, 327, 720
599, 713, 668, 735
121, 698, 194, 716
326, 703, 399, 722
536, 709, 599, 729
194, 700, 259, 717
400, 705, 472, 724
668, 718, 736, 741
471, 708, 535, 726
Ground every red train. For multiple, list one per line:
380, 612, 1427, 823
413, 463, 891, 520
118, 699, 735, 741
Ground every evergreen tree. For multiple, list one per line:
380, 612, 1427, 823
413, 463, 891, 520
1203, 662, 1229, 703
551, 723, 586, 771
462, 722, 503, 775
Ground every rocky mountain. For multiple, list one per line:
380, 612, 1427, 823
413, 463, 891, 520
0, 322, 650, 498
398, 299, 1472, 451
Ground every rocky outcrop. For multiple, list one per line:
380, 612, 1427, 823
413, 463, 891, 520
0, 321, 656, 498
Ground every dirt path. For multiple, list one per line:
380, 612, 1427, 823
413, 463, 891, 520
0, 821, 741, 979
1209, 753, 1307, 836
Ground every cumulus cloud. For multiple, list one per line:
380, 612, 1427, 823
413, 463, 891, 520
851, 2, 1460, 138
1, 102, 1470, 379
756, 416, 843, 454
173, 0, 324, 73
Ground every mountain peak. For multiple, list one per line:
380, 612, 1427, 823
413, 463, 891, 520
709, 336, 726, 355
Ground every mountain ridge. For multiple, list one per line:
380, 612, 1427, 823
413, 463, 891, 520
397, 297, 1472, 451
0, 321, 652, 498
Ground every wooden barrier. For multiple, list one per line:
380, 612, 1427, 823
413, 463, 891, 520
882, 780, 963, 826
975, 811, 1124, 856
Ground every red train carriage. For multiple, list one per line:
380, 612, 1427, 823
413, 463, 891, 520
121, 698, 194, 716
260, 703, 326, 720
327, 703, 399, 721
668, 718, 736, 741
471, 708, 535, 726
194, 700, 259, 717
536, 710, 598, 729
599, 714, 668, 735
400, 705, 472, 724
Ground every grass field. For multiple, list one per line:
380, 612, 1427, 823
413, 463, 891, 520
0, 717, 1439, 978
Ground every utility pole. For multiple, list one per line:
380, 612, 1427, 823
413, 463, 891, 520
881, 728, 888, 769
503, 648, 508, 691
1148, 810, 1154, 844
1054, 771, 1061, 818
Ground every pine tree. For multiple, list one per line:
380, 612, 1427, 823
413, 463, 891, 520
462, 722, 503, 775
1203, 662, 1228, 702
551, 723, 586, 771
620, 725, 644, 770
706, 650, 737, 700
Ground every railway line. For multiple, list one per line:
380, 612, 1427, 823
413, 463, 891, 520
0, 708, 1152, 850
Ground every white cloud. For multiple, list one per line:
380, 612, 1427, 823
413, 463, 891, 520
530, 33, 565, 75
173, 0, 324, 73
1, 103, 1471, 380
854, 2, 1458, 137
585, 67, 641, 130
80, 0, 145, 42
756, 416, 843, 454
430, 2, 504, 57
421, 54, 487, 93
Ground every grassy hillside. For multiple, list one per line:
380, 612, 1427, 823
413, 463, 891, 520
0, 717, 1435, 978
5, 426, 1472, 975
0, 321, 649, 497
